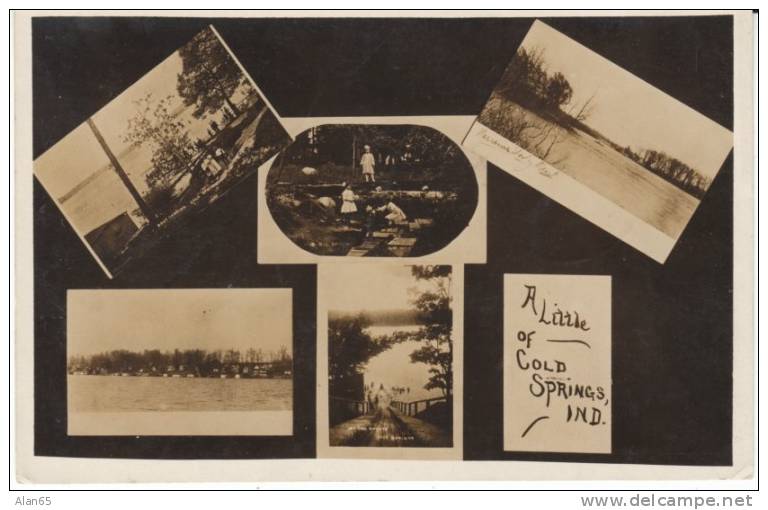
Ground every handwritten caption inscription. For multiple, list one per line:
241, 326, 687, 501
468, 124, 561, 179
504, 274, 611, 453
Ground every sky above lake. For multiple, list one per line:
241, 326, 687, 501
516, 20, 733, 179
323, 265, 449, 313
68, 289, 292, 357
34, 49, 185, 199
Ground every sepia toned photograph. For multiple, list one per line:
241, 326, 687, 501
67, 289, 293, 436
321, 265, 455, 450
503, 274, 611, 454
264, 124, 479, 258
464, 20, 733, 262
16, 11, 754, 485
34, 25, 292, 277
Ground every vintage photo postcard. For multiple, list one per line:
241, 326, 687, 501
504, 274, 611, 454
33, 25, 292, 278
15, 11, 754, 484
463, 20, 733, 263
258, 116, 486, 265
316, 264, 463, 459
67, 289, 293, 436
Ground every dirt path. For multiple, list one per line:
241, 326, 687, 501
330, 407, 421, 447
330, 406, 451, 447
367, 407, 421, 446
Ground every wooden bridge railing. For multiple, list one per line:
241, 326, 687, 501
390, 396, 447, 417
330, 396, 371, 419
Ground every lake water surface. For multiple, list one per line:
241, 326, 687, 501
363, 325, 447, 402
482, 97, 701, 239
68, 375, 292, 412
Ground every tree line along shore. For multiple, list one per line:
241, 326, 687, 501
484, 47, 712, 199
68, 347, 293, 379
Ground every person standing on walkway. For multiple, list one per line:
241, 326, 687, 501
360, 144, 376, 183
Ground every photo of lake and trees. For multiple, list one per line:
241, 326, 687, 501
467, 20, 733, 262
34, 26, 291, 277
324, 265, 455, 449
66, 289, 293, 436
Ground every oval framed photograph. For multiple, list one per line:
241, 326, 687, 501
258, 117, 487, 265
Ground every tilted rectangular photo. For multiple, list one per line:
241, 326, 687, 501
317, 264, 463, 460
34, 25, 292, 278
67, 289, 293, 436
463, 20, 733, 263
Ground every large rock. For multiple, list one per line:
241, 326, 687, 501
316, 196, 337, 209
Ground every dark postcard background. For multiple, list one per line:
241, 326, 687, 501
32, 16, 733, 464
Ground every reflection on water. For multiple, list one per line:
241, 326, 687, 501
68, 375, 292, 412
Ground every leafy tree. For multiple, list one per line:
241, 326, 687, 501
496, 47, 548, 103
400, 127, 462, 168
339, 266, 454, 399
545, 72, 573, 108
204, 351, 221, 373
176, 27, 247, 119
329, 314, 373, 381
407, 266, 453, 399
496, 48, 576, 113
328, 313, 398, 397
641, 149, 709, 197
224, 349, 241, 365
123, 93, 197, 190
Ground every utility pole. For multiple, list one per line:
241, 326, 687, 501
86, 117, 157, 225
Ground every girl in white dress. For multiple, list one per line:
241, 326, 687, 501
360, 145, 376, 183
340, 184, 357, 224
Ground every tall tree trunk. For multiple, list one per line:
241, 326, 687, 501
201, 61, 240, 117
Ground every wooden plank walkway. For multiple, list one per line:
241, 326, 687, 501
345, 217, 433, 257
